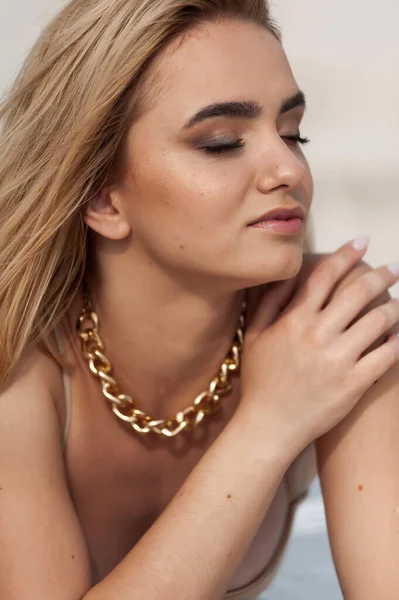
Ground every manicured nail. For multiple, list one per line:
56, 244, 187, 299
351, 236, 370, 250
387, 264, 399, 277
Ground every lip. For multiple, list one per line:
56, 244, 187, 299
251, 218, 303, 234
248, 205, 305, 225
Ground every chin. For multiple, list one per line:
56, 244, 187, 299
220, 265, 302, 294
189, 244, 305, 293
239, 248, 304, 286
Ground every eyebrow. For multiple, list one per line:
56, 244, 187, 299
182, 90, 306, 130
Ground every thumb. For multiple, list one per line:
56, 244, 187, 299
247, 276, 299, 336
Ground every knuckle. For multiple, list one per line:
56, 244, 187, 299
312, 263, 337, 289
350, 279, 373, 304
357, 267, 397, 301
282, 309, 302, 333
385, 300, 399, 326
329, 260, 372, 299
387, 343, 399, 363
371, 306, 391, 330
362, 269, 386, 292
307, 325, 327, 347
325, 348, 346, 372
378, 341, 398, 366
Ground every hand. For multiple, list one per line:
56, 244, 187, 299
238, 239, 399, 456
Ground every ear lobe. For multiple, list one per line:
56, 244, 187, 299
84, 188, 131, 240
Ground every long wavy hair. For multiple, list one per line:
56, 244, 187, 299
0, 0, 312, 382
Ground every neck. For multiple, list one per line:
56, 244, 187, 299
79, 254, 247, 419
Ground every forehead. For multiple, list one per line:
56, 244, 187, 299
136, 19, 297, 125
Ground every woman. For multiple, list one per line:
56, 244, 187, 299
0, 0, 398, 598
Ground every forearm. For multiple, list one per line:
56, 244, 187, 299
84, 410, 294, 600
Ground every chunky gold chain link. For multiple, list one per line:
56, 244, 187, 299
76, 291, 247, 438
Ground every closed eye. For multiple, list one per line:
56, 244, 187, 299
200, 133, 310, 156
200, 139, 245, 155
283, 134, 310, 145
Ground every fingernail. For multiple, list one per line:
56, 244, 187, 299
387, 263, 399, 277
351, 236, 370, 250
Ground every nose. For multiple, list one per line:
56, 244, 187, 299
256, 139, 308, 194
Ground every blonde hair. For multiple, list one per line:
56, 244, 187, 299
0, 0, 309, 382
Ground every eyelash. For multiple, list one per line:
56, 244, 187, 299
201, 134, 310, 155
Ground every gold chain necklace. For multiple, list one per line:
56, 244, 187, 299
76, 287, 247, 438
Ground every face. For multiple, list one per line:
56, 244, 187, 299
94, 19, 313, 291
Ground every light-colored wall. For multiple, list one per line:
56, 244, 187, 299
1, 0, 398, 292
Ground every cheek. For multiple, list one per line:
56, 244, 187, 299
127, 147, 250, 234
304, 170, 314, 206
298, 153, 314, 206
124, 156, 252, 270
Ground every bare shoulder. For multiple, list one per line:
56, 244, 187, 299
3, 340, 64, 393
0, 343, 63, 459
1, 340, 66, 438
0, 344, 92, 597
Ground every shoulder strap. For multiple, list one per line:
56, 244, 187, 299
53, 325, 72, 452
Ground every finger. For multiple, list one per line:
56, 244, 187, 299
247, 277, 299, 335
342, 298, 399, 359
289, 238, 370, 313
319, 265, 399, 336
353, 333, 399, 391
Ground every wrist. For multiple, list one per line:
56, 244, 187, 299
226, 404, 300, 472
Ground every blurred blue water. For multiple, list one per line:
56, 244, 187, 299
262, 479, 343, 600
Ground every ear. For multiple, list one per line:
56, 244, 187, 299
84, 186, 131, 240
